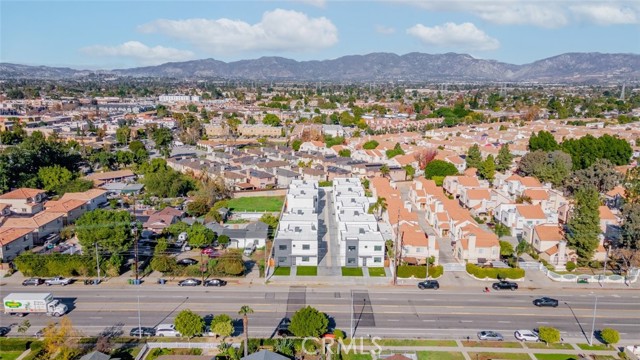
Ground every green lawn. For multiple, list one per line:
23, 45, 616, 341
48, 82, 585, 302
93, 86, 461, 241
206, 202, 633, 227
417, 351, 465, 360
378, 339, 457, 347
468, 353, 530, 360
368, 267, 387, 277
342, 353, 372, 360
0, 351, 24, 360
273, 267, 291, 276
534, 355, 581, 360
463, 341, 523, 348
525, 343, 574, 349
342, 267, 363, 276
576, 343, 611, 351
226, 196, 284, 212
296, 266, 317, 276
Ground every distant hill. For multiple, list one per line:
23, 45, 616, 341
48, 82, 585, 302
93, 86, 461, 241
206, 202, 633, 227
1, 52, 638, 83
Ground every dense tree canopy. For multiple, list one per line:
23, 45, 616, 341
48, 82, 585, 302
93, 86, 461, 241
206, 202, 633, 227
561, 134, 631, 170
137, 158, 196, 198
425, 160, 459, 179
518, 150, 573, 187
528, 131, 559, 152
496, 144, 514, 172
76, 210, 133, 254
566, 187, 601, 263
289, 306, 329, 338
262, 114, 281, 127
565, 159, 623, 195
174, 310, 204, 338
465, 144, 482, 169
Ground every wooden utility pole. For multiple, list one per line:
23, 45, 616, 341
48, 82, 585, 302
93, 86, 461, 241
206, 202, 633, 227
393, 209, 400, 285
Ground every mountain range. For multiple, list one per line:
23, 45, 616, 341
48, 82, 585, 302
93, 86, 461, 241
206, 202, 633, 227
1, 52, 638, 83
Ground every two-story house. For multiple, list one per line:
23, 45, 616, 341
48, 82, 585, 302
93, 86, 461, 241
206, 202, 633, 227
43, 199, 88, 225
60, 189, 108, 211
0, 188, 47, 215
3, 211, 64, 244
0, 227, 35, 262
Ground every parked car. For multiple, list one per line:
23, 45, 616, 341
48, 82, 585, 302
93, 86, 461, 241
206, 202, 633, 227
178, 278, 202, 286
155, 323, 181, 337
477, 331, 504, 341
417, 280, 439, 290
204, 279, 227, 287
492, 281, 518, 291
514, 330, 539, 342
130, 327, 156, 337
202, 248, 221, 258
243, 243, 256, 256
533, 297, 559, 307
22, 278, 44, 286
176, 258, 198, 266
276, 317, 293, 337
45, 276, 72, 286
0, 327, 10, 337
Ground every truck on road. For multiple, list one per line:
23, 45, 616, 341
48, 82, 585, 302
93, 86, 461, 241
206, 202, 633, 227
3, 293, 68, 317
45, 277, 72, 286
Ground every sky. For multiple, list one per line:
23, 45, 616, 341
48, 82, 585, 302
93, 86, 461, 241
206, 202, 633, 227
1, 0, 639, 69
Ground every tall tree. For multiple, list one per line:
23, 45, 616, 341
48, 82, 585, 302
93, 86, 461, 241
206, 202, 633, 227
496, 144, 514, 172
238, 305, 254, 357
76, 210, 133, 254
425, 160, 459, 179
38, 165, 74, 192
621, 202, 640, 249
174, 310, 204, 338
414, 148, 437, 170
528, 131, 559, 152
152, 127, 173, 158
380, 164, 390, 178
566, 187, 601, 264
289, 306, 328, 338
404, 164, 416, 180
565, 159, 623, 195
479, 154, 496, 181
465, 144, 482, 169
115, 126, 131, 145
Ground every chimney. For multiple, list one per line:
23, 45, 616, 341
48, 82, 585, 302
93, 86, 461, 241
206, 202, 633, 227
468, 234, 476, 253
245, 168, 250, 179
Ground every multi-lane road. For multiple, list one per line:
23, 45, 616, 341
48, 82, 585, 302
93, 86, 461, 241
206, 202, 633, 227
1, 283, 639, 342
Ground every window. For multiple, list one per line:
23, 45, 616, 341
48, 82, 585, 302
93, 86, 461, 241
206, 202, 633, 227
279, 245, 287, 251
416, 247, 422, 253
347, 258, 356, 264
374, 257, 382, 263
302, 244, 310, 250
302, 256, 310, 262
348, 246, 356, 252
374, 245, 382, 251
478, 248, 484, 254
278, 257, 287, 263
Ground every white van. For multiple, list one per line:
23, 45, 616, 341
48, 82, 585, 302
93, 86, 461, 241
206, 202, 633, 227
155, 323, 181, 337
243, 243, 256, 256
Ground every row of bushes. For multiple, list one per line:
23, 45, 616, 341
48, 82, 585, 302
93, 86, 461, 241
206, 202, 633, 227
466, 263, 525, 279
397, 265, 444, 279
14, 253, 98, 277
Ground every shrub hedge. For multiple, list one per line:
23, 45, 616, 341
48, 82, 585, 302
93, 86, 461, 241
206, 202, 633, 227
397, 265, 444, 279
0, 338, 34, 351
14, 253, 97, 277
466, 263, 525, 279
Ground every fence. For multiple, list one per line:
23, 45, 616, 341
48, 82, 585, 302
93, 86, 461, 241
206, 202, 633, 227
541, 266, 640, 284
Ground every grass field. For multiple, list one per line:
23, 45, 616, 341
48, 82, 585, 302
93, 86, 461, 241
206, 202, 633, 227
417, 351, 465, 360
378, 340, 457, 347
0, 351, 23, 360
273, 267, 291, 276
296, 266, 317, 276
577, 343, 610, 351
226, 196, 284, 212
341, 353, 372, 360
368, 267, 386, 277
342, 267, 363, 276
525, 342, 574, 349
463, 341, 523, 348
534, 355, 581, 360
468, 352, 530, 360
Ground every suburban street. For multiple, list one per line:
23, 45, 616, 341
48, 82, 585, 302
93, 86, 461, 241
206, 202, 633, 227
2, 282, 639, 343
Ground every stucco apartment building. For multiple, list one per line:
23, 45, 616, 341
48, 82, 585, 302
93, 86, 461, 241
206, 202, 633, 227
0, 227, 35, 262
0, 188, 47, 215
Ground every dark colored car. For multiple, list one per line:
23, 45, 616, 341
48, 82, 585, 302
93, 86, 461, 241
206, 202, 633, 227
176, 258, 198, 266
130, 327, 156, 337
204, 279, 227, 287
22, 278, 44, 286
492, 281, 518, 291
417, 280, 440, 290
276, 318, 293, 337
533, 297, 559, 307
178, 278, 202, 286
0, 327, 10, 337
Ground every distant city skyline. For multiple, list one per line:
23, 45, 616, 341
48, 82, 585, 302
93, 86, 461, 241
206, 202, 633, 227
1, 0, 639, 69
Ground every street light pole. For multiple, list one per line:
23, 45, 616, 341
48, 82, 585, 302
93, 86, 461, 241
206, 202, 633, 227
589, 296, 598, 346
350, 291, 354, 338
95, 243, 101, 283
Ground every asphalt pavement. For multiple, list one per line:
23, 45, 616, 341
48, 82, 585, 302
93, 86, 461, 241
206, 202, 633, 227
1, 282, 639, 344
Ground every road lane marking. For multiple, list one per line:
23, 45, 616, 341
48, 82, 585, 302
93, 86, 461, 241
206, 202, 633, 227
498, 321, 511, 323
536, 322, 549, 324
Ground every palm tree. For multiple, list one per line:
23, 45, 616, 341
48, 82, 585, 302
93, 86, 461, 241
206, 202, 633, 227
376, 197, 388, 220
380, 164, 390, 178
238, 305, 254, 357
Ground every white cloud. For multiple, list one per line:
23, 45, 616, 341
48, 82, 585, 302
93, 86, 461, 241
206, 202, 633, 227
570, 3, 639, 25
393, 0, 569, 28
81, 41, 194, 65
375, 25, 396, 34
407, 22, 500, 51
138, 9, 338, 54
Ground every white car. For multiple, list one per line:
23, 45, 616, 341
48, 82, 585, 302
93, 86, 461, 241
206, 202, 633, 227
155, 324, 181, 337
514, 330, 539, 342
